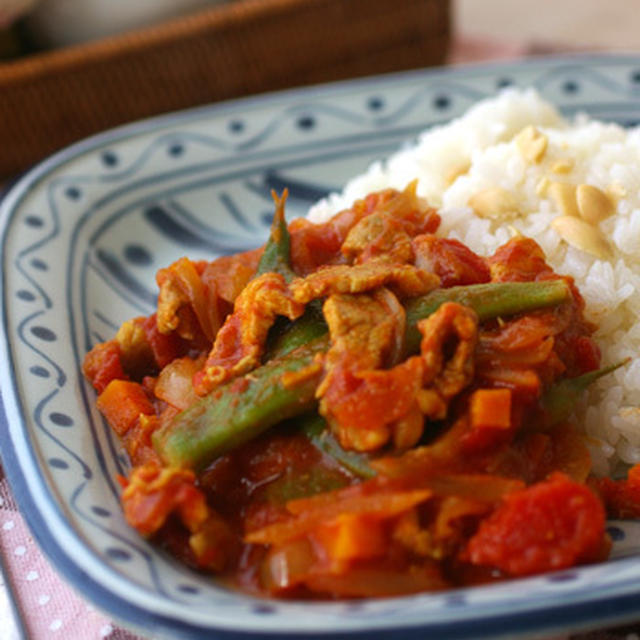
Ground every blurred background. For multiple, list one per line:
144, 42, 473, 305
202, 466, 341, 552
2, 0, 640, 179
454, 0, 640, 61
3, 0, 640, 59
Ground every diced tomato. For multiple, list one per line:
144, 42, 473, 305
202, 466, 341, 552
465, 473, 606, 576
413, 236, 490, 287
480, 314, 561, 353
121, 464, 208, 536
200, 248, 262, 304
573, 335, 602, 374
323, 357, 424, 436
122, 414, 162, 467
593, 463, 640, 519
142, 314, 184, 369
289, 201, 370, 274
488, 237, 554, 282
83, 340, 125, 392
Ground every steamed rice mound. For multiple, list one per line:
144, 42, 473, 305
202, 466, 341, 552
308, 88, 640, 476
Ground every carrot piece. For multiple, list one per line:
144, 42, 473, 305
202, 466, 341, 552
469, 388, 512, 430
313, 514, 386, 564
97, 379, 154, 436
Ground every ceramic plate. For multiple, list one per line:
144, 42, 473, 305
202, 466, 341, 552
3, 55, 640, 640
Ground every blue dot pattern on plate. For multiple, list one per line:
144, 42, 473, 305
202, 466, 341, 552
124, 244, 153, 266
168, 143, 184, 157
367, 96, 385, 111
25, 215, 44, 227
30, 258, 47, 271
252, 604, 276, 615
297, 115, 315, 130
48, 458, 69, 470
29, 365, 49, 377
547, 571, 578, 582
17, 290, 35, 301
177, 584, 200, 595
434, 95, 451, 110
102, 151, 118, 167
49, 412, 73, 427
607, 526, 626, 542
31, 326, 56, 341
106, 548, 132, 562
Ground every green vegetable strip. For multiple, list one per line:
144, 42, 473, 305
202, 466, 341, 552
541, 358, 630, 426
154, 280, 572, 470
301, 414, 377, 479
154, 339, 326, 470
256, 189, 327, 360
255, 189, 297, 283
403, 279, 571, 355
264, 301, 327, 360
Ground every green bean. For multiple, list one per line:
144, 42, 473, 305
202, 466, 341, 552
403, 279, 571, 355
154, 339, 326, 470
541, 358, 630, 426
256, 189, 327, 359
255, 189, 297, 283
300, 414, 377, 479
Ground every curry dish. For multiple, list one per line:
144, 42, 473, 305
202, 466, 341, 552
83, 183, 637, 598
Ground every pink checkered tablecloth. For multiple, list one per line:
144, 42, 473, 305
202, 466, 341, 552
0, 466, 142, 639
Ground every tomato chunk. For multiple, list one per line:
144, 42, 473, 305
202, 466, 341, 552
142, 314, 184, 369
413, 236, 490, 287
465, 473, 605, 576
83, 340, 125, 392
593, 463, 640, 519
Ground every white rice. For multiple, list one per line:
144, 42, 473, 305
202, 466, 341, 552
308, 88, 640, 476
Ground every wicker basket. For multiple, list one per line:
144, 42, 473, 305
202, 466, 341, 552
0, 0, 450, 179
